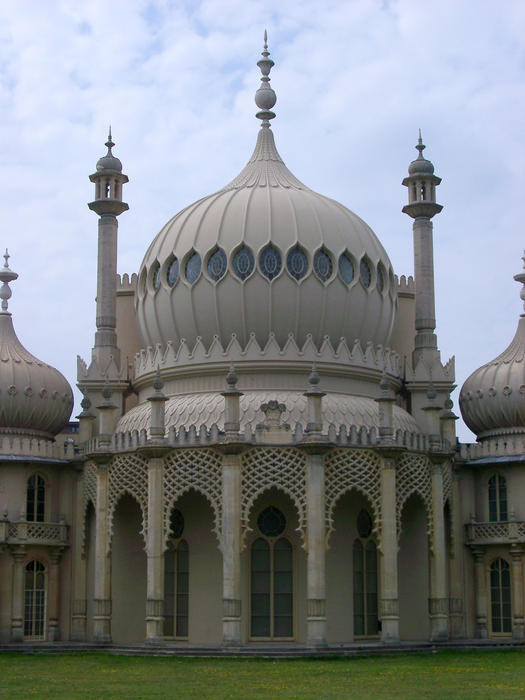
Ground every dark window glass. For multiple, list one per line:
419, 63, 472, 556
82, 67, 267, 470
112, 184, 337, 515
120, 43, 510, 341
258, 507, 286, 537
176, 540, 189, 637
490, 559, 512, 634
489, 475, 507, 522
360, 258, 371, 288
163, 546, 175, 636
273, 538, 293, 637
357, 509, 372, 538
338, 253, 354, 284
27, 475, 45, 523
377, 265, 384, 293
24, 561, 46, 639
286, 246, 308, 280
207, 248, 227, 281
185, 252, 201, 284
251, 538, 271, 637
153, 263, 161, 290
232, 246, 255, 281
313, 249, 333, 282
353, 516, 378, 637
167, 258, 179, 286
170, 509, 184, 539
260, 245, 282, 280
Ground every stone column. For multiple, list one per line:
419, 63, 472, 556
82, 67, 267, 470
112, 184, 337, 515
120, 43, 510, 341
472, 547, 488, 638
221, 450, 242, 645
429, 461, 448, 640
447, 474, 465, 638
510, 545, 524, 640
71, 470, 87, 640
47, 548, 62, 641
379, 456, 399, 642
10, 546, 26, 642
93, 461, 112, 643
306, 451, 326, 647
145, 456, 165, 643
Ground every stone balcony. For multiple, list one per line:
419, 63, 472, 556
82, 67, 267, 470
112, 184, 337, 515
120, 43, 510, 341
0, 520, 69, 547
465, 521, 525, 546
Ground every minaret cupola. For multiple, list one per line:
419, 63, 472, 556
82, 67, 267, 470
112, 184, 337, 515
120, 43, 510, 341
88, 128, 129, 216
402, 131, 443, 219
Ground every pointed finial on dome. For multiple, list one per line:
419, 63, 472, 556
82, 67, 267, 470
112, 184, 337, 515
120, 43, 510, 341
0, 248, 18, 314
153, 365, 165, 394
106, 125, 114, 154
308, 361, 320, 387
514, 250, 525, 314
255, 30, 276, 125
416, 129, 425, 158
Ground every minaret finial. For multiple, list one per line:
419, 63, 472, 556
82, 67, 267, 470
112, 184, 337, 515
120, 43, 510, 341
106, 126, 114, 154
514, 250, 525, 314
416, 129, 425, 158
0, 249, 18, 314
255, 30, 276, 126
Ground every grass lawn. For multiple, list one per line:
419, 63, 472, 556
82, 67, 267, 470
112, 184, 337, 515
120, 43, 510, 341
0, 649, 524, 699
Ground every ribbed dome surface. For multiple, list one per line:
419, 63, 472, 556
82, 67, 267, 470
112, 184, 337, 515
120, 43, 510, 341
460, 315, 525, 439
136, 125, 396, 353
0, 313, 73, 439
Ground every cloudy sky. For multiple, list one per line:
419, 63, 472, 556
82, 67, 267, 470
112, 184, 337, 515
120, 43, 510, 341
0, 0, 523, 442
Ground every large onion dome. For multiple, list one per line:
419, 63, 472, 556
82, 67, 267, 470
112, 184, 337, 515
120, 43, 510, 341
459, 253, 525, 439
0, 253, 73, 439
136, 38, 396, 353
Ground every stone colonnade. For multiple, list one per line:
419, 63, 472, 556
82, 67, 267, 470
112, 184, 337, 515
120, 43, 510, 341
67, 444, 464, 647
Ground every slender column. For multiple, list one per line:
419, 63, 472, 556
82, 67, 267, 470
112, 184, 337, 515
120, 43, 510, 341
379, 456, 399, 642
10, 546, 26, 642
71, 471, 87, 640
93, 462, 112, 642
447, 474, 465, 638
306, 451, 326, 647
510, 545, 524, 640
413, 217, 438, 358
221, 451, 242, 645
472, 547, 488, 638
429, 462, 448, 640
47, 548, 62, 641
146, 456, 165, 643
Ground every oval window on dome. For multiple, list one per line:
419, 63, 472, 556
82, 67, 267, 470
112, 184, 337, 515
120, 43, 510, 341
167, 257, 179, 287
286, 246, 308, 281
376, 264, 385, 293
360, 258, 371, 288
338, 252, 354, 284
232, 246, 255, 281
152, 262, 161, 290
259, 245, 282, 281
313, 249, 333, 282
207, 248, 227, 282
185, 252, 201, 284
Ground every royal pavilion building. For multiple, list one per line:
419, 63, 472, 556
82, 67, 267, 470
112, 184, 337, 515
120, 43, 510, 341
0, 37, 524, 649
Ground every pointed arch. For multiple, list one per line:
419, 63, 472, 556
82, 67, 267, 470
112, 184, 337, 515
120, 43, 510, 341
107, 454, 148, 551
396, 453, 433, 543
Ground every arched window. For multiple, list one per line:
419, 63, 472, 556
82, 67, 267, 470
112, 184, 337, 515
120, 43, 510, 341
26, 475, 45, 522
490, 559, 511, 634
250, 507, 293, 638
353, 509, 378, 637
163, 509, 189, 638
488, 474, 507, 522
24, 561, 46, 640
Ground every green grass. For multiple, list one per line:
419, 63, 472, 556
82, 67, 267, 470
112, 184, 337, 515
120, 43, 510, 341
0, 649, 524, 699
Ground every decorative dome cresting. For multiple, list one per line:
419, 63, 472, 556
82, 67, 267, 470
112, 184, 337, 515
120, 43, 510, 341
459, 252, 525, 439
136, 35, 396, 354
0, 253, 73, 439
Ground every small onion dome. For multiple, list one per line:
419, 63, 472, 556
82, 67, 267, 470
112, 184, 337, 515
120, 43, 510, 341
459, 254, 525, 439
0, 253, 73, 439
408, 130, 435, 176
96, 127, 122, 173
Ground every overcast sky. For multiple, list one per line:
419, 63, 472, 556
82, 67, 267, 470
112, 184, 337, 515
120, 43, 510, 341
0, 0, 523, 442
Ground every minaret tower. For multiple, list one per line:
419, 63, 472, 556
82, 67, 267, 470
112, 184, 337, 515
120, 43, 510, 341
402, 131, 442, 365
88, 128, 128, 369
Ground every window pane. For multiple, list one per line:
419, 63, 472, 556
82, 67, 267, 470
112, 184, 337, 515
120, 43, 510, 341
274, 614, 293, 638
499, 476, 508, 521
251, 539, 270, 637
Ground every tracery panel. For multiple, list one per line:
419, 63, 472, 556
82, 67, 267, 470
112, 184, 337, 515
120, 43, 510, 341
396, 453, 432, 542
107, 454, 148, 551
163, 448, 223, 548
324, 449, 381, 546
241, 447, 306, 548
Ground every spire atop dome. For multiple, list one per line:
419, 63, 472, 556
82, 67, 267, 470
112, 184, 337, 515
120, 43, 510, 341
416, 128, 425, 157
0, 248, 18, 314
106, 125, 114, 152
514, 250, 525, 315
95, 126, 123, 174
255, 30, 276, 125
